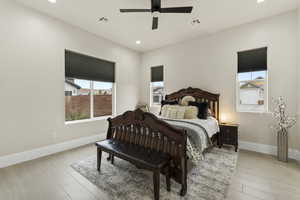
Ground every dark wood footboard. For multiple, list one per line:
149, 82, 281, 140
106, 109, 188, 195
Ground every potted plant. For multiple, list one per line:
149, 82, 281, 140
271, 97, 296, 162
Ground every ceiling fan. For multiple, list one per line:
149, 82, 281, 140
120, 0, 193, 30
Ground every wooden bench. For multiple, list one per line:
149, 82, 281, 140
95, 109, 187, 200
96, 140, 171, 200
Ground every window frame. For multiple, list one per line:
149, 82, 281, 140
236, 71, 268, 113
65, 78, 116, 124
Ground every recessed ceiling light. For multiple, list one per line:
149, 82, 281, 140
257, 0, 265, 4
48, 0, 56, 3
136, 40, 141, 45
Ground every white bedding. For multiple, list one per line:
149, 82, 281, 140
158, 116, 220, 161
171, 117, 220, 138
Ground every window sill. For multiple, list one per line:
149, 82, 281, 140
65, 115, 113, 125
151, 104, 161, 108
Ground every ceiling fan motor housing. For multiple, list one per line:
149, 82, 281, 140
152, 11, 160, 18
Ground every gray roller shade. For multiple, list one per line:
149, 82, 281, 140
238, 47, 267, 73
65, 50, 115, 82
151, 66, 164, 82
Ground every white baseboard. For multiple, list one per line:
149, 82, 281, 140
0, 134, 104, 168
239, 140, 300, 161
1, 136, 299, 168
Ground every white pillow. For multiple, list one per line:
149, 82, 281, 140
161, 105, 185, 119
184, 106, 198, 119
161, 105, 170, 117
180, 96, 196, 106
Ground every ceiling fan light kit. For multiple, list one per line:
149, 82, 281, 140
120, 0, 193, 30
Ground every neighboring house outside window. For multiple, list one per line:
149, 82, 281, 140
65, 91, 72, 96
237, 47, 268, 112
237, 72, 267, 112
65, 78, 81, 96
151, 82, 164, 106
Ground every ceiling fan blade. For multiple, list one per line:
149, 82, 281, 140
160, 7, 193, 13
120, 9, 151, 13
152, 17, 158, 30
151, 0, 161, 10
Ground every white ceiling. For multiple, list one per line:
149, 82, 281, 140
15, 0, 300, 52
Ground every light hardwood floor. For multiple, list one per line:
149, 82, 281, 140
0, 145, 299, 200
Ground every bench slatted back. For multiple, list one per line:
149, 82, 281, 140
107, 109, 187, 159
107, 109, 187, 180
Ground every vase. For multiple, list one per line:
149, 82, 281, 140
277, 128, 288, 162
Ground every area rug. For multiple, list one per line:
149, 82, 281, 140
71, 147, 238, 200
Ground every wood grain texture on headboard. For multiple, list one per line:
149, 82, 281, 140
165, 87, 220, 121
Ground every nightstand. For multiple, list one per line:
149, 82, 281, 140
218, 123, 239, 152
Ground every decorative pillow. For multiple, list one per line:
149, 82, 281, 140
160, 100, 179, 115
180, 96, 196, 106
188, 102, 209, 119
170, 106, 186, 119
161, 105, 169, 117
161, 105, 185, 119
184, 106, 198, 119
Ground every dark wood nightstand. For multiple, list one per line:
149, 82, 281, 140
218, 123, 239, 152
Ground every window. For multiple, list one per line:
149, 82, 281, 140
150, 66, 164, 106
64, 79, 113, 121
237, 47, 268, 112
151, 82, 164, 105
65, 50, 115, 122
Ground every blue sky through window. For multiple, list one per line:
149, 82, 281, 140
238, 71, 266, 81
151, 81, 164, 87
94, 81, 112, 90
74, 79, 90, 89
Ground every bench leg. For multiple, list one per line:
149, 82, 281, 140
180, 157, 187, 196
166, 164, 171, 192
111, 155, 114, 164
107, 154, 114, 164
97, 148, 102, 172
153, 170, 160, 200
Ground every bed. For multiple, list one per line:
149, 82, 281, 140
106, 87, 220, 195
159, 87, 220, 161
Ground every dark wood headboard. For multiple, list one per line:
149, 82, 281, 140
165, 87, 220, 121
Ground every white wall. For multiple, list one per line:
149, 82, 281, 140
0, 0, 140, 156
140, 11, 299, 149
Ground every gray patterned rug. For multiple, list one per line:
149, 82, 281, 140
71, 147, 238, 200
